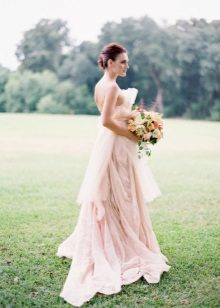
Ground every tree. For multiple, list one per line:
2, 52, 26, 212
5, 70, 58, 112
72, 85, 98, 114
0, 65, 10, 112
5, 15, 220, 120
16, 19, 71, 73
5, 72, 25, 112
37, 94, 70, 114
98, 16, 178, 113
167, 19, 220, 119
58, 41, 101, 92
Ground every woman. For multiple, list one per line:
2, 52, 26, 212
56, 43, 171, 307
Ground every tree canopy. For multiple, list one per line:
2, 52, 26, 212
0, 16, 219, 120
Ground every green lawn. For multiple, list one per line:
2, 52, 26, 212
0, 113, 219, 307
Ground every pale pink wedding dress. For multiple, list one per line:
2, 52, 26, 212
56, 88, 171, 307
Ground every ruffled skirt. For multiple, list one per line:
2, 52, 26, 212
56, 124, 171, 307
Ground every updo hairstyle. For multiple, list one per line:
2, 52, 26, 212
97, 43, 127, 70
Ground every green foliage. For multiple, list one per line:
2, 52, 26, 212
1, 16, 220, 119
3, 68, 96, 115
16, 19, 71, 73
58, 42, 100, 92
4, 72, 25, 112
0, 65, 10, 112
4, 70, 59, 112
184, 102, 206, 119
37, 94, 71, 114
167, 19, 220, 120
68, 85, 98, 115
210, 100, 220, 121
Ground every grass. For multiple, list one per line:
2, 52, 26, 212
0, 113, 219, 307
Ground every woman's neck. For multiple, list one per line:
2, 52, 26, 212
103, 70, 117, 81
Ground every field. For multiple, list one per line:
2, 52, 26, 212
0, 113, 219, 307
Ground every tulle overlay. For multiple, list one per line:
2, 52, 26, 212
56, 88, 171, 307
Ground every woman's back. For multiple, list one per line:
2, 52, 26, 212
94, 79, 124, 112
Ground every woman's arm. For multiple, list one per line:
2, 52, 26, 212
101, 84, 139, 142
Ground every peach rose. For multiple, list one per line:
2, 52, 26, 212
128, 119, 136, 132
143, 132, 152, 140
153, 120, 159, 129
147, 122, 155, 131
152, 129, 162, 139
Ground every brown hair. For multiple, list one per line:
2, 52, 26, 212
97, 42, 127, 70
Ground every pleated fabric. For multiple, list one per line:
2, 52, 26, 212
56, 88, 171, 307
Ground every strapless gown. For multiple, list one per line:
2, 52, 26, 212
56, 88, 171, 307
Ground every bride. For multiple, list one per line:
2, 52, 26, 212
56, 42, 171, 307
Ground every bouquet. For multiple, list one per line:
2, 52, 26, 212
127, 105, 164, 158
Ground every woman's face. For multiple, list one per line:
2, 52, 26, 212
108, 52, 129, 77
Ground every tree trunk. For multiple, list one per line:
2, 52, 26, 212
150, 70, 164, 113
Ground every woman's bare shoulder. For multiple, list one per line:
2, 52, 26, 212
95, 81, 120, 98
106, 82, 120, 93
95, 80, 120, 91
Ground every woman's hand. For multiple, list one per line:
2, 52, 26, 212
126, 110, 138, 121
127, 131, 141, 143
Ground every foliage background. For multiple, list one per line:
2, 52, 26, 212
1, 17, 220, 120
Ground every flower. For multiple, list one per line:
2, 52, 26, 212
136, 124, 146, 136
152, 128, 162, 139
153, 120, 159, 129
153, 113, 163, 128
127, 107, 164, 157
127, 119, 136, 132
146, 122, 155, 131
143, 132, 152, 140
135, 113, 146, 125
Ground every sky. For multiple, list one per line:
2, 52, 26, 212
0, 0, 220, 70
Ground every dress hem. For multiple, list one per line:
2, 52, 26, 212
57, 252, 171, 307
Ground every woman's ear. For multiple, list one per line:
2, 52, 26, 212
107, 59, 113, 67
